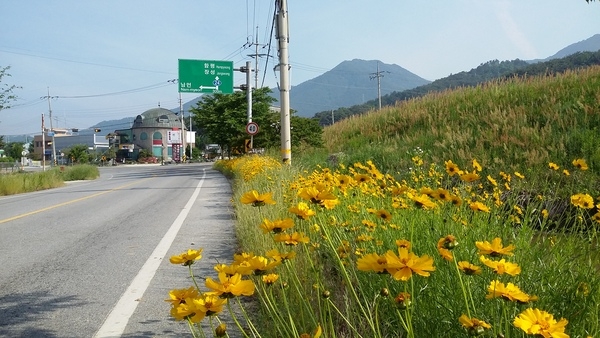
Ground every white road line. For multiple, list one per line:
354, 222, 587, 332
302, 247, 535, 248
94, 170, 206, 338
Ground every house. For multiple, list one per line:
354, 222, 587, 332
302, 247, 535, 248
113, 107, 195, 163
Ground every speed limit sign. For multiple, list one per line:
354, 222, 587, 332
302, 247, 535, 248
246, 122, 259, 135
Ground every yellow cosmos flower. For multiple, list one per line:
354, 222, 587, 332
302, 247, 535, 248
260, 218, 295, 234
273, 232, 310, 245
170, 249, 203, 266
563, 169, 570, 176
459, 314, 492, 335
375, 208, 392, 222
240, 255, 281, 275
357, 252, 388, 273
514, 171, 525, 179
541, 209, 549, 218
165, 286, 200, 306
240, 190, 276, 207
408, 193, 437, 209
431, 188, 451, 201
437, 235, 458, 261
479, 255, 521, 276
472, 159, 482, 172
262, 273, 279, 286
460, 172, 480, 183
265, 248, 296, 262
571, 193, 594, 209
572, 158, 589, 170
298, 184, 338, 208
384, 247, 435, 281
457, 261, 482, 275
549, 162, 559, 170
394, 292, 412, 309
189, 293, 227, 316
592, 212, 600, 223
215, 323, 227, 337
395, 239, 411, 250
445, 160, 460, 176
469, 201, 490, 213
299, 324, 322, 338
476, 237, 515, 257
513, 308, 569, 338
449, 194, 463, 206
353, 173, 371, 183
288, 202, 316, 220
487, 175, 498, 187
205, 272, 255, 298
486, 280, 536, 303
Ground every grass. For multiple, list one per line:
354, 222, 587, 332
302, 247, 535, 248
0, 165, 100, 196
167, 66, 600, 338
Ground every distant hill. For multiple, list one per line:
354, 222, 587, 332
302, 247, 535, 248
273, 59, 430, 118
542, 33, 600, 60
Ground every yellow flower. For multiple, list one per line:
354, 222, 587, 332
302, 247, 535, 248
265, 248, 296, 262
437, 235, 457, 261
260, 218, 295, 234
514, 171, 525, 179
472, 159, 482, 172
215, 323, 227, 337
457, 261, 482, 275
487, 175, 498, 187
469, 201, 490, 213
431, 188, 451, 201
486, 280, 536, 303
460, 172, 480, 183
300, 324, 322, 338
242, 255, 281, 275
205, 272, 255, 298
459, 314, 492, 335
240, 190, 276, 207
357, 253, 388, 273
298, 184, 338, 208
541, 209, 549, 219
273, 232, 310, 245
563, 169, 570, 176
408, 193, 437, 209
375, 208, 392, 222
449, 194, 463, 206
572, 158, 589, 170
513, 308, 569, 338
476, 237, 515, 257
394, 292, 412, 309
169, 249, 203, 266
395, 239, 411, 250
445, 160, 460, 176
571, 193, 594, 209
592, 212, 600, 224
189, 293, 227, 316
165, 286, 200, 306
549, 162, 560, 170
384, 247, 435, 281
479, 255, 521, 276
288, 202, 316, 220
261, 273, 279, 286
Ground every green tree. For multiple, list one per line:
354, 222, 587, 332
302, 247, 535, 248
4, 142, 24, 160
191, 87, 277, 157
64, 144, 90, 164
0, 66, 20, 111
0, 135, 5, 150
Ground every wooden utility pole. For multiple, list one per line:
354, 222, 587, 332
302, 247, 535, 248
276, 0, 291, 164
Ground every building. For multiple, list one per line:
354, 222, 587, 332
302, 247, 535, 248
32, 129, 109, 163
113, 107, 195, 162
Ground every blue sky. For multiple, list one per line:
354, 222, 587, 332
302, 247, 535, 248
1, 0, 598, 135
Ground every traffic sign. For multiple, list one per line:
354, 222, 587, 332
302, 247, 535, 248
178, 59, 234, 94
246, 122, 259, 135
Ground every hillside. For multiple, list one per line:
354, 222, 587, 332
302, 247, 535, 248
321, 65, 600, 188
316, 49, 600, 126
274, 59, 430, 118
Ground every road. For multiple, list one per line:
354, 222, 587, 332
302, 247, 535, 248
0, 163, 237, 338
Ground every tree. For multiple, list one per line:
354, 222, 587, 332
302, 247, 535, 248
3, 142, 24, 160
191, 87, 277, 157
0, 135, 5, 150
0, 66, 20, 112
64, 144, 90, 164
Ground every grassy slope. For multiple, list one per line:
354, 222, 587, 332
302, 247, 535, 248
321, 65, 600, 193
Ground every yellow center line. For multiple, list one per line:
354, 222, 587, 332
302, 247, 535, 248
0, 177, 152, 224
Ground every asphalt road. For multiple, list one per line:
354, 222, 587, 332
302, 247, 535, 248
0, 163, 238, 338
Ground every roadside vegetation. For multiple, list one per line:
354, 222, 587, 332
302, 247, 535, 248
0, 165, 99, 196
168, 65, 600, 337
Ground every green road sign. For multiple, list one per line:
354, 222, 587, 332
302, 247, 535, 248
178, 59, 234, 94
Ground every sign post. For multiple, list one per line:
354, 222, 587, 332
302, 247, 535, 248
178, 59, 234, 94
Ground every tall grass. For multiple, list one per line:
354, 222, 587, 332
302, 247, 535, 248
0, 165, 99, 196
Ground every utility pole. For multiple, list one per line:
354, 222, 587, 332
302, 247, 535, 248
41, 114, 46, 171
41, 88, 57, 166
276, 0, 291, 164
369, 62, 389, 110
247, 26, 268, 90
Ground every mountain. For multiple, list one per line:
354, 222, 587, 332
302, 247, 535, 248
276, 59, 430, 118
544, 34, 600, 60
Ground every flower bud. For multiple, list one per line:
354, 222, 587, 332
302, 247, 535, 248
215, 323, 227, 337
380, 288, 389, 297
321, 290, 331, 299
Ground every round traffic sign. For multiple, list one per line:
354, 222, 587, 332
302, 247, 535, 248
246, 122, 259, 135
